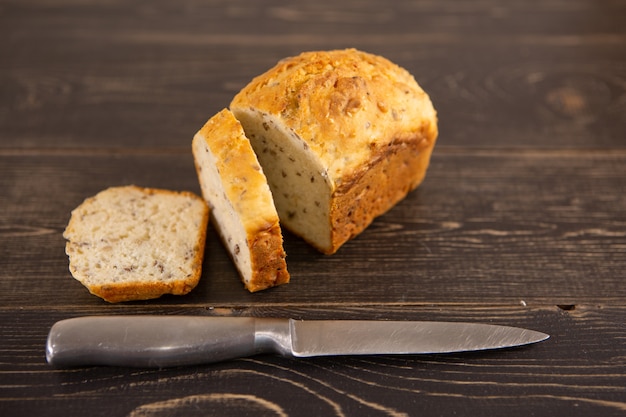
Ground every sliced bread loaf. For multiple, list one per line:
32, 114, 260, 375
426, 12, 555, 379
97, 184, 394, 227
192, 109, 289, 292
63, 185, 209, 302
230, 48, 438, 254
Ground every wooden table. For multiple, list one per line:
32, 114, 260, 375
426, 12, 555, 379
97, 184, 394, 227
2, 0, 625, 415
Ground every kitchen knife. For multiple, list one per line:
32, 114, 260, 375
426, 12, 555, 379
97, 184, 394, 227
46, 316, 549, 368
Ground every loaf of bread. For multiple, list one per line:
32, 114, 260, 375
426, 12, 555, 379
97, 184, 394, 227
230, 48, 438, 254
63, 185, 209, 302
192, 109, 289, 292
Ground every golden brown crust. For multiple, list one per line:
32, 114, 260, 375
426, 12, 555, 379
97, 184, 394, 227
247, 224, 290, 292
231, 48, 438, 184
328, 133, 435, 254
87, 275, 202, 303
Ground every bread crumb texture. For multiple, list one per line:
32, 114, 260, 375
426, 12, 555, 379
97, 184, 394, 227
230, 48, 438, 254
63, 185, 209, 302
192, 109, 289, 292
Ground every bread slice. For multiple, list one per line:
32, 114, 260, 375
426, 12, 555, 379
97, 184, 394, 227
230, 48, 438, 254
63, 185, 209, 302
192, 109, 289, 292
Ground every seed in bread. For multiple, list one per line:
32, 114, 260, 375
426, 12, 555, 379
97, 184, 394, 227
192, 108, 289, 292
63, 185, 209, 302
230, 48, 438, 254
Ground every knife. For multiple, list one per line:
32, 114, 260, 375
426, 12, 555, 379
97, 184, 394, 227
46, 316, 549, 368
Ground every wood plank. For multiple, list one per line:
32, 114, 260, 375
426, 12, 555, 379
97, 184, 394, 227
3, 0, 626, 415
4, 0, 625, 41
1, 304, 624, 416
2, 0, 626, 415
2, 150, 624, 307
2, 1, 625, 149
3, 43, 624, 149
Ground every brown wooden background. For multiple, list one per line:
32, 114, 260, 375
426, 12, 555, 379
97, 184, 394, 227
1, 0, 625, 415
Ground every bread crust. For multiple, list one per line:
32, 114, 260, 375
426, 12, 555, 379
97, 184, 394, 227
330, 135, 434, 253
84, 278, 201, 304
246, 224, 290, 292
231, 49, 438, 254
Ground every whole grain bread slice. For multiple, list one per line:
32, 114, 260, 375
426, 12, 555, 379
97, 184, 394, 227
192, 109, 289, 292
63, 185, 209, 302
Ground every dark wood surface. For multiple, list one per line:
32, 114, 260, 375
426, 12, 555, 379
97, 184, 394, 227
2, 0, 625, 415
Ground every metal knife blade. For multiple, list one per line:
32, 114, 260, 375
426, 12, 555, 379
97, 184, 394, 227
46, 316, 549, 368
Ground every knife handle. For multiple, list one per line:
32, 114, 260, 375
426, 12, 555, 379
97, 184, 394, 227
46, 316, 292, 368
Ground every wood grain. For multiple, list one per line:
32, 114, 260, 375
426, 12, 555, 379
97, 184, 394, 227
1, 150, 624, 307
1, 305, 624, 416
1, 0, 625, 149
1, 0, 625, 415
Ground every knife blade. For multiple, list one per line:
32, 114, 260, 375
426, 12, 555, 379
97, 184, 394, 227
46, 316, 549, 368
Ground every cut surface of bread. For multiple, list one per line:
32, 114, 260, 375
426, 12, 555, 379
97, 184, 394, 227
230, 48, 438, 254
63, 185, 209, 302
192, 108, 289, 292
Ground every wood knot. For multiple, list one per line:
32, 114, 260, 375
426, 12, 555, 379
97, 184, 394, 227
546, 87, 586, 117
